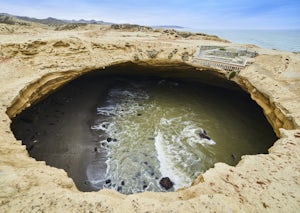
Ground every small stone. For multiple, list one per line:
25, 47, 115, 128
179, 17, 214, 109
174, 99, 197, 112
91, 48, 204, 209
199, 129, 211, 140
159, 177, 174, 190
105, 179, 111, 184
107, 138, 112, 142
168, 52, 173, 59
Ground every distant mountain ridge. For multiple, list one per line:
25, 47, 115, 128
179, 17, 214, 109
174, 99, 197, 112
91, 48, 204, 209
0, 13, 113, 25
152, 25, 185, 29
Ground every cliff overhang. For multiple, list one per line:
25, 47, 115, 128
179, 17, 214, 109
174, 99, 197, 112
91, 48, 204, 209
0, 26, 299, 212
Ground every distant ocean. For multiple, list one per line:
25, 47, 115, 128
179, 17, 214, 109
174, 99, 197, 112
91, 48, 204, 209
181, 29, 300, 52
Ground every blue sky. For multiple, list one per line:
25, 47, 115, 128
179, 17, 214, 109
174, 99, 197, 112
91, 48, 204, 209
1, 0, 299, 29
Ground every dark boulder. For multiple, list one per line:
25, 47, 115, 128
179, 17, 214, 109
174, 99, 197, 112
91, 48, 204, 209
159, 177, 174, 190
199, 129, 211, 140
200, 133, 210, 140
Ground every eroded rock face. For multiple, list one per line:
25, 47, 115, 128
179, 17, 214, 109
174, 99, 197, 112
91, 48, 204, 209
0, 24, 299, 212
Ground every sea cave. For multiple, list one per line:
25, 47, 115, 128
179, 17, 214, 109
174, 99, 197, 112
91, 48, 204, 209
10, 62, 277, 194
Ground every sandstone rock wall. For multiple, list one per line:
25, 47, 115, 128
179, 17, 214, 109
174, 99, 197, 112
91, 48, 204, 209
0, 25, 299, 212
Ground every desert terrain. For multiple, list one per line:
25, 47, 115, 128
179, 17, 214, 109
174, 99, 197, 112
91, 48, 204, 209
0, 18, 300, 212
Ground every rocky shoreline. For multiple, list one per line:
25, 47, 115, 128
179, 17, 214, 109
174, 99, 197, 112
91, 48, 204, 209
0, 23, 299, 212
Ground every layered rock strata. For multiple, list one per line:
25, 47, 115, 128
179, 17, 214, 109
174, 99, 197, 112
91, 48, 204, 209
0, 24, 299, 212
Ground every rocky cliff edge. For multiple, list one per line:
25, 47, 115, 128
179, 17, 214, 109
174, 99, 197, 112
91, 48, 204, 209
0, 24, 299, 212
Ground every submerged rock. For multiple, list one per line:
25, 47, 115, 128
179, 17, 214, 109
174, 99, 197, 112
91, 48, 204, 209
159, 177, 174, 190
199, 129, 211, 140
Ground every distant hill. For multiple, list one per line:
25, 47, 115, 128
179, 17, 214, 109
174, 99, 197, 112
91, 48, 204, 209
0, 13, 113, 25
152, 25, 185, 29
0, 13, 32, 25
66, 19, 111, 25
16, 16, 66, 25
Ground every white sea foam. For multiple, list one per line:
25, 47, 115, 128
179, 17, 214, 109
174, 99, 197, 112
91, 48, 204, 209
154, 130, 191, 189
97, 106, 116, 116
154, 117, 217, 190
91, 80, 218, 193
86, 161, 107, 186
91, 121, 111, 131
109, 88, 149, 100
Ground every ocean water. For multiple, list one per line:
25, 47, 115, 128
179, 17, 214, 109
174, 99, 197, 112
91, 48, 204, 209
183, 29, 300, 52
90, 77, 276, 194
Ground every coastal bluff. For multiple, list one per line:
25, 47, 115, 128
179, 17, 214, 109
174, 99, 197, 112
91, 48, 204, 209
0, 23, 300, 212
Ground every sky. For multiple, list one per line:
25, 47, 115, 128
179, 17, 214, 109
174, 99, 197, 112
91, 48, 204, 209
1, 0, 299, 29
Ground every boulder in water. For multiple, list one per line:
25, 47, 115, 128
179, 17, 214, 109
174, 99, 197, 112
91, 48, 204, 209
159, 177, 174, 190
199, 128, 211, 140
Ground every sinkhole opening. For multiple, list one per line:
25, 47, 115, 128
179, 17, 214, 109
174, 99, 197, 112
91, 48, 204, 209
11, 63, 277, 194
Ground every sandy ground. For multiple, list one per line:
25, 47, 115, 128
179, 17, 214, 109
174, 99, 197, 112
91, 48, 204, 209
0, 23, 300, 212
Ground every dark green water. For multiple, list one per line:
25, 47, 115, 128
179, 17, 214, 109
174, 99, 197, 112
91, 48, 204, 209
11, 71, 277, 194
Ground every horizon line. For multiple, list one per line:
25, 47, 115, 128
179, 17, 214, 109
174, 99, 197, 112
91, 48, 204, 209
1, 12, 300, 31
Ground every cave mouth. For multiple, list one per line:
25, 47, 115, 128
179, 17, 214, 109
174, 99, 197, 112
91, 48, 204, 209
10, 63, 277, 194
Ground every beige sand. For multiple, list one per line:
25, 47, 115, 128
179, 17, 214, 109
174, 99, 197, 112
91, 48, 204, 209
0, 23, 300, 212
